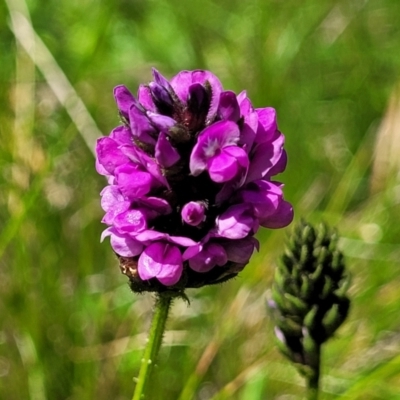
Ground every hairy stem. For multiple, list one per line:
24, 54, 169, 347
132, 294, 172, 400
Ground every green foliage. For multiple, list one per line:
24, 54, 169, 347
1, 0, 400, 398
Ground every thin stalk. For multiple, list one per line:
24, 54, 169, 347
132, 294, 172, 400
306, 347, 320, 400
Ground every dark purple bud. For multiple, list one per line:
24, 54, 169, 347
149, 82, 174, 115
185, 83, 210, 131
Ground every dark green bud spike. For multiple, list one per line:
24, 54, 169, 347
299, 244, 310, 266
300, 275, 312, 298
284, 293, 309, 315
268, 220, 351, 387
321, 276, 334, 299
304, 305, 319, 331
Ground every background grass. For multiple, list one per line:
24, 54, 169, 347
1, 0, 400, 399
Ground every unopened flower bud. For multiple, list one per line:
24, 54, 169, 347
181, 201, 206, 226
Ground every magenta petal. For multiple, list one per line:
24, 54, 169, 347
129, 104, 156, 145
121, 146, 169, 188
115, 164, 152, 199
155, 132, 180, 168
190, 120, 240, 176
95, 158, 109, 176
96, 137, 130, 174
168, 236, 197, 247
255, 107, 278, 143
102, 201, 131, 225
223, 237, 258, 264
114, 85, 136, 117
246, 133, 284, 183
136, 230, 166, 243
138, 84, 156, 112
208, 151, 238, 183
139, 197, 172, 215
138, 242, 182, 285
260, 200, 294, 229
147, 112, 176, 131
182, 242, 203, 261
238, 180, 282, 219
188, 243, 228, 273
100, 185, 123, 211
170, 70, 223, 120
113, 209, 147, 233
108, 230, 143, 257
109, 126, 133, 146
267, 149, 287, 177
152, 68, 172, 90
217, 204, 255, 239
219, 91, 240, 122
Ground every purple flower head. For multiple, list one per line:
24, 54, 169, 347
96, 69, 293, 292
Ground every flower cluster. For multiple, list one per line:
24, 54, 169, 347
96, 69, 293, 292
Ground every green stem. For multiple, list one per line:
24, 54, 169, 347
132, 294, 172, 400
306, 347, 321, 400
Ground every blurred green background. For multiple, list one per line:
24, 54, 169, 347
1, 0, 400, 398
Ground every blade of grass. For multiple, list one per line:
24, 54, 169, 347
340, 354, 400, 398
6, 0, 102, 154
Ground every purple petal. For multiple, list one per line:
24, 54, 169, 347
109, 126, 133, 146
121, 146, 169, 188
255, 107, 278, 143
223, 146, 249, 180
149, 82, 173, 110
223, 237, 258, 264
114, 85, 136, 118
170, 70, 223, 120
190, 120, 240, 176
208, 149, 239, 183
138, 242, 182, 285
246, 133, 285, 183
147, 112, 176, 132
187, 83, 209, 116
135, 230, 197, 247
136, 230, 166, 243
237, 180, 282, 219
115, 164, 152, 199
168, 236, 197, 247
95, 158, 110, 176
219, 91, 240, 122
236, 90, 247, 104
181, 201, 206, 226
260, 200, 294, 229
266, 149, 287, 177
100, 185, 124, 212
155, 132, 180, 168
113, 209, 147, 234
96, 137, 130, 174
101, 200, 131, 225
129, 104, 156, 145
188, 243, 228, 273
208, 146, 249, 183
103, 229, 143, 257
152, 68, 172, 89
217, 204, 255, 239
138, 85, 156, 112
138, 197, 172, 215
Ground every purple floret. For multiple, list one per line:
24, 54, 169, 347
96, 68, 293, 291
